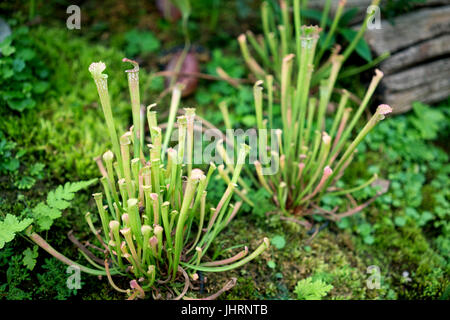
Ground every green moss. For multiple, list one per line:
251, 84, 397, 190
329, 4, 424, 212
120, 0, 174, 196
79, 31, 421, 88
201, 215, 384, 300
368, 219, 448, 299
0, 26, 155, 182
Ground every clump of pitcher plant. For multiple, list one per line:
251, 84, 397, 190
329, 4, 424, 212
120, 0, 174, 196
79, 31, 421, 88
238, 0, 385, 88
220, 22, 392, 227
26, 59, 269, 300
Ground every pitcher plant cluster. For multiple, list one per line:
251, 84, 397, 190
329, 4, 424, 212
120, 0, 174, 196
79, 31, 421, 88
26, 59, 270, 300
238, 0, 383, 87
217, 0, 392, 226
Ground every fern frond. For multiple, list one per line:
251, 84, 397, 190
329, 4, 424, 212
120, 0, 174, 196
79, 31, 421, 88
33, 178, 97, 231
0, 214, 33, 249
294, 277, 334, 300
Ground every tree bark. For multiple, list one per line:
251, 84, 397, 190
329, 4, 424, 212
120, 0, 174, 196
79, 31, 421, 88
362, 6, 450, 113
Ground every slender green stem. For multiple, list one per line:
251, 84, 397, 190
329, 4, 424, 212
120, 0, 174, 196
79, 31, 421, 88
182, 238, 270, 272
162, 85, 182, 160
89, 62, 124, 176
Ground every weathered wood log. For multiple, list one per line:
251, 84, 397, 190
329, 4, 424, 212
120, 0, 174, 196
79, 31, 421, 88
383, 58, 450, 113
308, 2, 450, 113
380, 34, 450, 74
364, 6, 450, 55
360, 5, 450, 113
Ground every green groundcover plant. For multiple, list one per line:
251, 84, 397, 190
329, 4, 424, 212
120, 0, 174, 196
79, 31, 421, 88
294, 277, 333, 300
0, 24, 50, 112
0, 179, 96, 250
24, 59, 269, 300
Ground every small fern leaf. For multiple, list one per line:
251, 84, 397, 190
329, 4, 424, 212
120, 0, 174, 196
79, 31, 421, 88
0, 214, 33, 249
294, 277, 333, 300
23, 246, 39, 270
33, 178, 97, 231
47, 191, 71, 210
66, 179, 97, 193
32, 203, 61, 231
